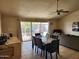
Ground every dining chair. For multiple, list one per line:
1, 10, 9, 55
35, 33, 42, 38
32, 36, 35, 49
35, 37, 45, 55
45, 40, 59, 59
32, 36, 38, 53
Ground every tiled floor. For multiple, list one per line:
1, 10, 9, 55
21, 41, 79, 59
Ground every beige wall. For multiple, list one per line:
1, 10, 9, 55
0, 14, 1, 34
21, 18, 58, 33
1, 9, 79, 38
1, 15, 20, 37
58, 10, 79, 36
1, 14, 58, 41
49, 19, 59, 33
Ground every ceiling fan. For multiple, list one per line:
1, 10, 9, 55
50, 0, 69, 15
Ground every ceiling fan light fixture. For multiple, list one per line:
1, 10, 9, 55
49, 0, 69, 16
57, 12, 60, 15
57, 0, 70, 15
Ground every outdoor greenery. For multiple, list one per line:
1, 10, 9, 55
21, 22, 31, 33
21, 22, 49, 34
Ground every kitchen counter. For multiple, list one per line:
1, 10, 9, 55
0, 37, 21, 59
6, 37, 21, 45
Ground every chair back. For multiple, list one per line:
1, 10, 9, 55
35, 33, 41, 37
46, 40, 59, 53
35, 38, 43, 48
32, 36, 37, 45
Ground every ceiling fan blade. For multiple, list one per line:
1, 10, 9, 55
57, 9, 69, 13
57, 12, 60, 15
49, 11, 57, 15
60, 10, 69, 13
49, 0, 69, 15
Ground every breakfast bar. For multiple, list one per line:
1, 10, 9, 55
0, 37, 21, 59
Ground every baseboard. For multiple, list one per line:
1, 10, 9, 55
60, 44, 79, 52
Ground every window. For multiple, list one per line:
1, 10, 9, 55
20, 21, 49, 41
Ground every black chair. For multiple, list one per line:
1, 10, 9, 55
32, 36, 35, 49
53, 29, 63, 34
35, 33, 41, 37
45, 40, 59, 59
35, 38, 45, 55
50, 35, 58, 39
50, 29, 63, 39
32, 36, 38, 53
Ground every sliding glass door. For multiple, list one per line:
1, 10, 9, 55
20, 22, 31, 41
20, 21, 49, 42
40, 22, 49, 36
32, 22, 40, 36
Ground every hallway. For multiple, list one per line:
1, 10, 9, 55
21, 41, 79, 59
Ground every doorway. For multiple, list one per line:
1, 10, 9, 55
20, 21, 49, 42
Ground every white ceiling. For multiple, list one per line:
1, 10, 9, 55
0, 0, 79, 19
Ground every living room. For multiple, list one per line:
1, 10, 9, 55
0, 0, 79, 59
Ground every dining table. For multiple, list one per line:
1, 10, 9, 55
35, 35, 58, 44
35, 36, 59, 59
43, 37, 59, 59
